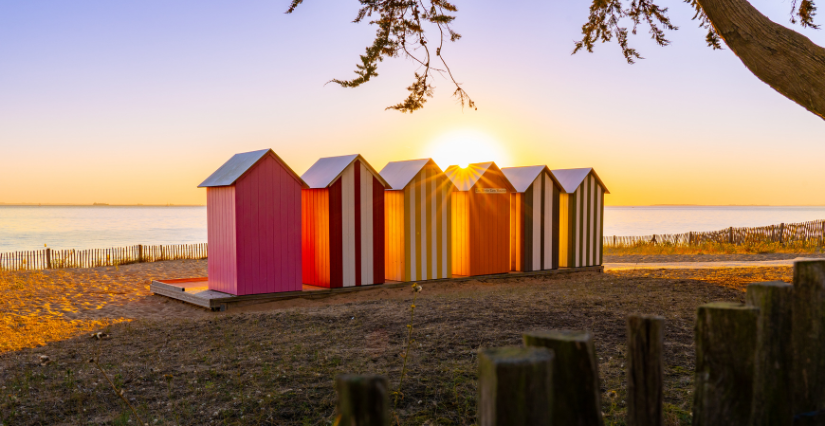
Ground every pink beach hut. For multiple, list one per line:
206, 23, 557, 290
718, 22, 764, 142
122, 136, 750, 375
301, 154, 390, 288
198, 149, 308, 295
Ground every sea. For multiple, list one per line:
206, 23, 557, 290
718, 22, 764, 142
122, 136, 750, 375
1, 205, 825, 253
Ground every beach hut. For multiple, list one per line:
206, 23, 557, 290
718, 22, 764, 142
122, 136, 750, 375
198, 149, 308, 295
301, 154, 390, 288
380, 159, 455, 282
445, 162, 515, 276
502, 166, 563, 272
551, 168, 610, 268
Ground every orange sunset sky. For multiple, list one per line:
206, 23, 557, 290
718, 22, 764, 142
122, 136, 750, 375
1, 1, 823, 207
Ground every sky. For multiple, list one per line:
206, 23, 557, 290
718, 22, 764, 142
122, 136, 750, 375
0, 0, 823, 206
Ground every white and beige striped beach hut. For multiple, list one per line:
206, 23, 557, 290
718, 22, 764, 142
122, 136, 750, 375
380, 159, 455, 282
502, 165, 563, 272
551, 168, 610, 268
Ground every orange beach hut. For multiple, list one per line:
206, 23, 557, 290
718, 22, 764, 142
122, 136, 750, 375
445, 162, 515, 276
502, 165, 564, 272
301, 154, 390, 288
380, 159, 455, 282
198, 149, 308, 295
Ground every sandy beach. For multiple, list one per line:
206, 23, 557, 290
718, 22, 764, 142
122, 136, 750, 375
0, 256, 801, 355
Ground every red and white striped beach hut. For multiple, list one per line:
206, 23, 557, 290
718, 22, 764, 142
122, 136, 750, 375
198, 149, 308, 295
301, 154, 390, 288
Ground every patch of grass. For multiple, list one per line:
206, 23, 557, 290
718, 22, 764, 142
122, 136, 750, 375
606, 241, 823, 256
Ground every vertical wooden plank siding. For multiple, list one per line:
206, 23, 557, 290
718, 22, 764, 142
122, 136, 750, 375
206, 186, 237, 294
510, 173, 560, 272
233, 154, 303, 295
385, 164, 452, 282
303, 161, 385, 288
384, 191, 405, 281
451, 191, 470, 276
302, 189, 331, 286
558, 193, 569, 268
341, 164, 356, 287
561, 173, 605, 268
372, 174, 385, 285
467, 167, 511, 276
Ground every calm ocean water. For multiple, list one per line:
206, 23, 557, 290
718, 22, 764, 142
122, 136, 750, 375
1, 205, 825, 253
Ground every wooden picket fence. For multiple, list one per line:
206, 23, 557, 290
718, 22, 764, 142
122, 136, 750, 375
334, 260, 825, 426
0, 243, 208, 271
604, 218, 825, 248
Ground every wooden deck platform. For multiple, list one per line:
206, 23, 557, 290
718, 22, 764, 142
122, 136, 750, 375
150, 265, 604, 311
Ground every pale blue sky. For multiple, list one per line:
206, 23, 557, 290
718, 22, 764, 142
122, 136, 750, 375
0, 0, 822, 205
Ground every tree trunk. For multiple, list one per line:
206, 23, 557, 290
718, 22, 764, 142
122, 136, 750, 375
696, 0, 825, 120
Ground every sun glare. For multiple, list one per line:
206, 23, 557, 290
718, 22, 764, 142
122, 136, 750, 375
425, 129, 510, 170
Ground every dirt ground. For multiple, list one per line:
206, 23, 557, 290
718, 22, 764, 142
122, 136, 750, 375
0, 259, 796, 426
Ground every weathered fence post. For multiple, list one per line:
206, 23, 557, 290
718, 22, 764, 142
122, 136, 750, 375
478, 346, 554, 426
793, 261, 825, 424
138, 245, 143, 263
729, 227, 735, 244
821, 221, 825, 247
626, 315, 664, 426
335, 375, 390, 426
746, 282, 793, 426
523, 331, 604, 426
779, 223, 786, 245
45, 248, 51, 269
692, 302, 759, 426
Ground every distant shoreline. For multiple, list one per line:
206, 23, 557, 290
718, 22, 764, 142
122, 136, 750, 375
0, 203, 204, 207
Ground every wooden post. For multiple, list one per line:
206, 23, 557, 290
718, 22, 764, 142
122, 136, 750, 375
746, 281, 793, 426
779, 223, 786, 245
729, 227, 735, 244
626, 315, 664, 426
523, 331, 604, 426
478, 346, 554, 426
45, 248, 51, 269
793, 261, 825, 423
821, 221, 824, 248
692, 302, 759, 426
335, 375, 390, 426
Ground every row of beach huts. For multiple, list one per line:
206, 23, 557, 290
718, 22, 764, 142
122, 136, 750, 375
197, 149, 609, 296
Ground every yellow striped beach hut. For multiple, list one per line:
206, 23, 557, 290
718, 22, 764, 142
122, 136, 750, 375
551, 168, 610, 268
502, 165, 563, 272
380, 159, 456, 282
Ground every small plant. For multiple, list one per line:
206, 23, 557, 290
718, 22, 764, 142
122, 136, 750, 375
394, 282, 423, 407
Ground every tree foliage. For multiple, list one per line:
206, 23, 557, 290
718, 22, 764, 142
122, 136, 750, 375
287, 0, 820, 115
286, 0, 474, 113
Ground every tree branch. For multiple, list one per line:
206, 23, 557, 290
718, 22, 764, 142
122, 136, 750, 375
697, 0, 825, 119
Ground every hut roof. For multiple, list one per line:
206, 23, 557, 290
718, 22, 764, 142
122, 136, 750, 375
198, 149, 307, 188
301, 154, 390, 189
445, 162, 515, 192
501, 165, 562, 193
551, 168, 610, 194
379, 158, 443, 190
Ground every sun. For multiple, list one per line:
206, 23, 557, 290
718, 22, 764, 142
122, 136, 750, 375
424, 129, 510, 170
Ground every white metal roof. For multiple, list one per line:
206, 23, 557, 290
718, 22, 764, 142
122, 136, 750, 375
301, 154, 390, 189
198, 149, 307, 188
551, 168, 610, 194
379, 158, 435, 190
501, 165, 562, 193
